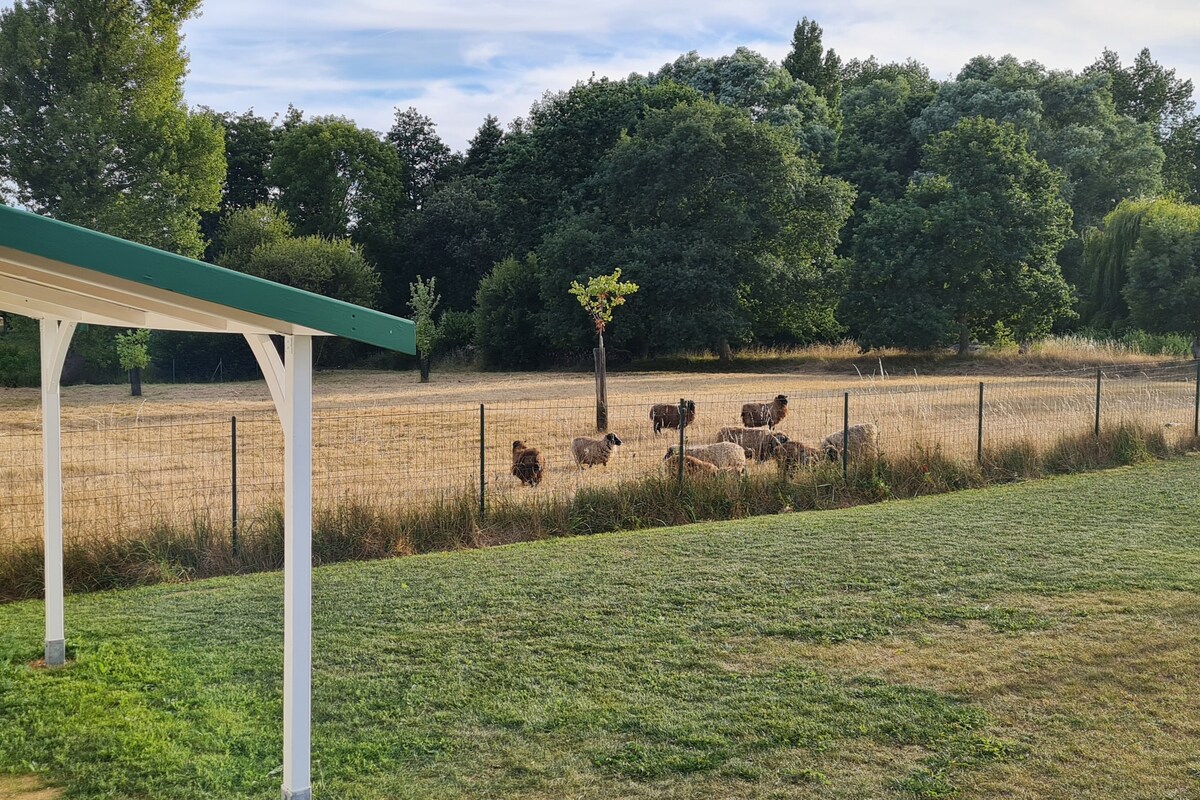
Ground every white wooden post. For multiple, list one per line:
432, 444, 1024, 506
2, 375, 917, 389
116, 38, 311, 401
281, 334, 313, 800
40, 318, 76, 667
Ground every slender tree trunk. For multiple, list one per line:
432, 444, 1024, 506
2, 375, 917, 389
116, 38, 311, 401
957, 323, 971, 356
719, 340, 734, 363
129, 367, 142, 397
594, 333, 608, 432
419, 355, 431, 383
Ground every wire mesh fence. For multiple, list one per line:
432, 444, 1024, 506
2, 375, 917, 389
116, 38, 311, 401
1, 362, 1197, 556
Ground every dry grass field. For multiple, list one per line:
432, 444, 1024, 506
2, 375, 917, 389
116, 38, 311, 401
1, 358, 1196, 553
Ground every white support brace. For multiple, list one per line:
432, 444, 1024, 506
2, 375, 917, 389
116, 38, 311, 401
244, 333, 288, 429
40, 317, 76, 667
282, 335, 313, 800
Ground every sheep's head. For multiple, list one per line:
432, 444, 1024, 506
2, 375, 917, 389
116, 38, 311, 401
686, 400, 696, 412
605, 433, 623, 446
512, 440, 526, 452
769, 433, 788, 450
775, 394, 788, 405
825, 445, 840, 461
663, 446, 677, 461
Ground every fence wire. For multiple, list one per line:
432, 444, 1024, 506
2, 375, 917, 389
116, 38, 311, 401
1, 363, 1197, 554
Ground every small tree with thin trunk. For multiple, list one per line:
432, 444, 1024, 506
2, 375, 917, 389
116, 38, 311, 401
408, 276, 440, 382
116, 329, 151, 397
569, 269, 639, 430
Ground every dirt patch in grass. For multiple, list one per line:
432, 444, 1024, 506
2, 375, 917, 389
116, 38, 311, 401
0, 776, 62, 800
740, 590, 1200, 799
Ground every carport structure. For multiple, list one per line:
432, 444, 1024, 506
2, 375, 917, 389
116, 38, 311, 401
0, 205, 416, 800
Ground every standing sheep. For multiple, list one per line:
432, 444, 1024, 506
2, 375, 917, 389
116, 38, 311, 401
820, 423, 879, 461
774, 441, 819, 475
649, 400, 696, 434
717, 426, 789, 461
571, 432, 623, 469
662, 441, 748, 474
741, 394, 789, 429
511, 440, 546, 486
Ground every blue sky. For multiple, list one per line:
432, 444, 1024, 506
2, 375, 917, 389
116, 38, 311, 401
119, 1, 1200, 149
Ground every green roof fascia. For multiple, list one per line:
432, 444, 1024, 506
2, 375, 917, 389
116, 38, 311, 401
0, 205, 415, 354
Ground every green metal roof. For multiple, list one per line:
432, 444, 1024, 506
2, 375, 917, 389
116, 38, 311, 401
0, 205, 415, 353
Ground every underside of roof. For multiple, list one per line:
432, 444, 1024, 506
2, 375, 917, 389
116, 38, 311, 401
0, 205, 416, 353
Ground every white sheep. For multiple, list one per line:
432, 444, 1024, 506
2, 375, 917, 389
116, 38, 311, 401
821, 423, 879, 461
662, 441, 748, 474
571, 433, 623, 469
663, 453, 721, 477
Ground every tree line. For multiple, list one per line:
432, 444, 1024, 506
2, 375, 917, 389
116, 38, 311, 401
1, 0, 1198, 385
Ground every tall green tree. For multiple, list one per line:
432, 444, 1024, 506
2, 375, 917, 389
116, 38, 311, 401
0, 0, 225, 257
782, 17, 842, 108
537, 100, 854, 358
269, 114, 402, 239
463, 114, 504, 178
1120, 200, 1200, 355
651, 48, 839, 161
844, 117, 1074, 353
1079, 198, 1158, 329
386, 107, 458, 209
1086, 48, 1195, 137
474, 255, 547, 369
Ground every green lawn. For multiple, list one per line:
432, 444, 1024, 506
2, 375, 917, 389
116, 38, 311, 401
2, 458, 1200, 799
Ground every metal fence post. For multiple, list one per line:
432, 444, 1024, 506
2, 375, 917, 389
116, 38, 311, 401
1194, 360, 1199, 438
231, 415, 238, 556
977, 382, 984, 465
842, 392, 849, 481
1094, 368, 1102, 437
677, 398, 686, 488
479, 404, 486, 519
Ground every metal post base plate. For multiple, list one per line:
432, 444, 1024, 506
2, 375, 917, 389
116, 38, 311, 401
44, 639, 65, 667
282, 788, 312, 800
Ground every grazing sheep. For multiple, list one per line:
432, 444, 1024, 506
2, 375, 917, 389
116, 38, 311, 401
663, 453, 720, 477
662, 441, 748, 474
741, 394, 789, 429
571, 432, 623, 469
717, 426, 789, 461
774, 441, 819, 475
511, 440, 546, 486
649, 400, 696, 434
820, 423, 879, 461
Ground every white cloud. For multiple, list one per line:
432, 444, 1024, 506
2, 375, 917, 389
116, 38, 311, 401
176, 0, 1200, 149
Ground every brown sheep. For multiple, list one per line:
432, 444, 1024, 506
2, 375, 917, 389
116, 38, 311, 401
571, 433, 623, 469
649, 400, 696, 434
717, 426, 789, 461
741, 394, 789, 429
774, 441, 819, 475
663, 453, 720, 477
511, 440, 546, 486
821, 423, 879, 461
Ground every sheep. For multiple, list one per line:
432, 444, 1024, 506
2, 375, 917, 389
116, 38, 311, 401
820, 423, 879, 462
649, 400, 696, 435
717, 426, 789, 461
662, 441, 748, 474
774, 440, 820, 475
663, 453, 720, 477
511, 440, 546, 486
571, 432, 623, 469
741, 394, 789, 429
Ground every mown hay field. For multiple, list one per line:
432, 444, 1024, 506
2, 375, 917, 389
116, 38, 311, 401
1, 364, 1196, 550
